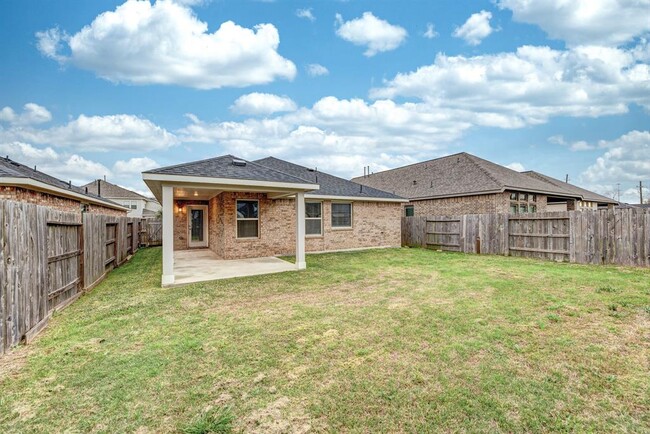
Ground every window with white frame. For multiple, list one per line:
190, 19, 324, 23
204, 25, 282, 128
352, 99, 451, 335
331, 202, 352, 228
305, 202, 322, 236
236, 200, 259, 238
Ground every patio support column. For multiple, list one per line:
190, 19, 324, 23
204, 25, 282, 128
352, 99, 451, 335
161, 184, 175, 286
295, 191, 307, 270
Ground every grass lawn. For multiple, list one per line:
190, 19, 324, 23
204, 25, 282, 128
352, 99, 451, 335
1, 247, 649, 433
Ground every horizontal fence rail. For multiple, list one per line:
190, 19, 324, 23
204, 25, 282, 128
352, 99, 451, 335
403, 208, 650, 268
1, 199, 144, 355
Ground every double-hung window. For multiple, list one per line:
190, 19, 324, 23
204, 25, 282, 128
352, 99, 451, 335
404, 205, 415, 217
305, 202, 322, 236
331, 202, 352, 228
236, 200, 259, 238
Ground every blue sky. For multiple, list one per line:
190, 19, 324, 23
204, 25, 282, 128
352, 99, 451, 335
0, 0, 649, 202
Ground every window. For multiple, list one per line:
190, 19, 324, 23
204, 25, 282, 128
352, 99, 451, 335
510, 192, 518, 200
531, 194, 537, 202
305, 202, 322, 236
331, 202, 352, 228
529, 204, 537, 213
519, 204, 528, 214
519, 193, 528, 201
236, 200, 258, 238
509, 203, 518, 214
405, 205, 415, 217
130, 203, 137, 210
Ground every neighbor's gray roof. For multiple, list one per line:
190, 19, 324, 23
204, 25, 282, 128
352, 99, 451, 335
144, 154, 315, 185
82, 179, 154, 201
352, 152, 610, 202
254, 157, 404, 200
0, 156, 124, 208
522, 171, 618, 205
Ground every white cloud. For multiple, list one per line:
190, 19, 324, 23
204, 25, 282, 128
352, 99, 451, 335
506, 162, 525, 171
498, 0, 650, 47
371, 43, 650, 127
113, 157, 159, 175
231, 93, 297, 115
0, 103, 52, 125
580, 130, 650, 202
335, 12, 407, 57
306, 63, 329, 77
36, 0, 296, 89
548, 135, 595, 151
423, 23, 438, 39
0, 141, 111, 185
1, 113, 178, 152
453, 10, 495, 46
178, 95, 478, 177
296, 8, 315, 21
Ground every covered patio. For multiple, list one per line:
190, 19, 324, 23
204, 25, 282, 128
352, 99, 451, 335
170, 249, 296, 286
142, 155, 319, 287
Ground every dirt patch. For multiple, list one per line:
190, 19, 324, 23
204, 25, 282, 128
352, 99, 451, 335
0, 346, 31, 383
241, 397, 314, 434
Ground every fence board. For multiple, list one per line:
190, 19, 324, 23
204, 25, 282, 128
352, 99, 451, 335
403, 208, 650, 267
1, 199, 144, 355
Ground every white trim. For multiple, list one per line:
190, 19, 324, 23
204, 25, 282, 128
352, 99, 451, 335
295, 192, 306, 270
143, 173, 318, 191
305, 200, 323, 237
161, 185, 174, 286
187, 205, 209, 248
0, 178, 128, 211
236, 199, 259, 239
304, 194, 407, 203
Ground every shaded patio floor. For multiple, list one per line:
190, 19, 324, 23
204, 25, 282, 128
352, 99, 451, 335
171, 249, 296, 286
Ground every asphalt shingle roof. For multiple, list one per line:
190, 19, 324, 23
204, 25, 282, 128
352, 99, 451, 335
522, 171, 617, 204
0, 157, 123, 208
254, 157, 404, 200
82, 179, 154, 201
352, 152, 616, 204
144, 155, 315, 185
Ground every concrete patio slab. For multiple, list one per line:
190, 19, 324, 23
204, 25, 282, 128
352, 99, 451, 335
170, 249, 296, 286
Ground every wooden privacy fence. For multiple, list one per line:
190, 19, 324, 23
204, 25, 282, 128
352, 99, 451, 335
403, 208, 650, 267
141, 218, 162, 246
1, 199, 143, 355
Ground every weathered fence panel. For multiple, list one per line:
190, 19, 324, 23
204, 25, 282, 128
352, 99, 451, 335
142, 218, 162, 246
404, 208, 650, 267
1, 199, 144, 355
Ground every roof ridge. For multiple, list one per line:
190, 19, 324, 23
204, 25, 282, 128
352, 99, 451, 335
142, 154, 238, 174
351, 151, 469, 179
463, 153, 503, 188
244, 157, 314, 184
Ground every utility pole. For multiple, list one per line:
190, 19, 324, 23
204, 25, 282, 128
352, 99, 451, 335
617, 183, 621, 202
640, 181, 644, 205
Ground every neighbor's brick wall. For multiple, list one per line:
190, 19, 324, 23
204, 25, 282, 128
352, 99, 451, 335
172, 192, 402, 259
410, 191, 548, 216
0, 186, 126, 216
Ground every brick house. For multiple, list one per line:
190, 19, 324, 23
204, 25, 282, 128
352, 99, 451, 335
142, 155, 405, 286
0, 156, 127, 216
82, 179, 161, 218
352, 152, 618, 217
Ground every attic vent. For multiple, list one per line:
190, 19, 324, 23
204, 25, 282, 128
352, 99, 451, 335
412, 180, 417, 185
232, 159, 247, 167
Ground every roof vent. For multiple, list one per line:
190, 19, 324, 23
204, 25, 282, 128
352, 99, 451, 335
412, 180, 417, 185
232, 159, 247, 167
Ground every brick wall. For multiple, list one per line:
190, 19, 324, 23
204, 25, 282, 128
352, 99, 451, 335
410, 191, 548, 216
0, 186, 126, 216
173, 192, 402, 259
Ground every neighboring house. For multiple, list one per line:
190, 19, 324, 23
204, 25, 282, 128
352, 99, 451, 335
0, 156, 127, 216
82, 179, 162, 218
142, 155, 406, 286
352, 152, 617, 217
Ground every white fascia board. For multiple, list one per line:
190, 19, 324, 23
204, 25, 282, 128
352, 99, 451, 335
304, 194, 408, 203
142, 172, 319, 192
0, 178, 128, 211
